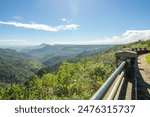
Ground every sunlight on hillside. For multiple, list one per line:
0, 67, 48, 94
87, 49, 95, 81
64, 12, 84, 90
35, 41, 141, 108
146, 54, 150, 64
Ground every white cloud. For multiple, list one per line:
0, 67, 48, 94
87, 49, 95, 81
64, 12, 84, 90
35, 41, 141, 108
0, 39, 41, 46
95, 30, 150, 44
0, 40, 26, 42
0, 21, 79, 32
0, 30, 150, 46
0, 40, 27, 46
61, 18, 67, 22
59, 30, 150, 45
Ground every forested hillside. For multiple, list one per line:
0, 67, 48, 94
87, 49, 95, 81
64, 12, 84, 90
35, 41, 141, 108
21, 44, 112, 65
0, 39, 149, 100
0, 48, 42, 86
108, 39, 150, 52
0, 53, 115, 99
0, 49, 115, 99
129, 40, 150, 49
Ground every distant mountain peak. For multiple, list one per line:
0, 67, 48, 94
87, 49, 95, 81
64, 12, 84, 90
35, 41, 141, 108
33, 43, 49, 49
39, 43, 47, 46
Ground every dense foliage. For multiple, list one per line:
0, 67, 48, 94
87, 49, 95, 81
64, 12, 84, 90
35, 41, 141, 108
0, 39, 149, 100
146, 54, 150, 64
129, 40, 150, 50
0, 49, 42, 86
0, 53, 115, 100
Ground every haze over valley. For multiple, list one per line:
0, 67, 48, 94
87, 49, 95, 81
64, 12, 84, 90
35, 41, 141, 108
0, 0, 150, 99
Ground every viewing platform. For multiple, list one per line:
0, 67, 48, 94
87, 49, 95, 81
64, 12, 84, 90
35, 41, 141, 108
90, 48, 150, 100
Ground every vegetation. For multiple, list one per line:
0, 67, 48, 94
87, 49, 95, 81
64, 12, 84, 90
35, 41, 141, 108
146, 54, 150, 64
129, 40, 150, 50
21, 44, 112, 65
0, 52, 115, 100
0, 48, 42, 86
0, 39, 150, 100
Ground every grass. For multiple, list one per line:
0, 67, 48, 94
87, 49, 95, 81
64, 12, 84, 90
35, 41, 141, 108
146, 54, 150, 64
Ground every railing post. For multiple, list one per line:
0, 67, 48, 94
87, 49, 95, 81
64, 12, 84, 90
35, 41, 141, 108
115, 50, 137, 78
90, 50, 138, 100
115, 50, 138, 100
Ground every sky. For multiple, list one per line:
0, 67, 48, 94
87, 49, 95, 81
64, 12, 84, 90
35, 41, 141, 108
0, 0, 150, 46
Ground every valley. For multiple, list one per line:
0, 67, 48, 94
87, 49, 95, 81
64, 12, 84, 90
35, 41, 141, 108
0, 39, 149, 99
20, 44, 113, 65
0, 44, 113, 86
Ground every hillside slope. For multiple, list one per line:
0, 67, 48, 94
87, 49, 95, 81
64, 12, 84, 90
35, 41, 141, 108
0, 39, 150, 99
0, 50, 116, 99
0, 48, 42, 86
21, 44, 113, 65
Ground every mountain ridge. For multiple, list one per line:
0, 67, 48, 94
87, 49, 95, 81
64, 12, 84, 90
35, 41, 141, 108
20, 44, 113, 65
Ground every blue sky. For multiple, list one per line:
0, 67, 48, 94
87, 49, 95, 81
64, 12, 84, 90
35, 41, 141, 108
0, 0, 150, 46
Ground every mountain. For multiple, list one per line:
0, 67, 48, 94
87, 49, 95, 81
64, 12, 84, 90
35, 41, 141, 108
21, 44, 113, 65
0, 46, 116, 99
0, 48, 42, 86
25, 43, 48, 50
0, 40, 150, 99
0, 44, 113, 86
